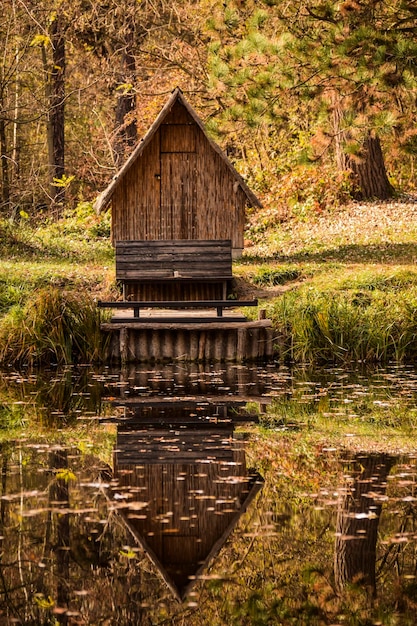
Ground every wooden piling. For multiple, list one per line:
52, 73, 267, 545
101, 319, 275, 364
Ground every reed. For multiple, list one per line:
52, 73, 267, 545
0, 288, 109, 367
268, 286, 417, 364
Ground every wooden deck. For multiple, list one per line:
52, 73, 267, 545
99, 239, 273, 363
107, 305, 248, 323
101, 317, 274, 363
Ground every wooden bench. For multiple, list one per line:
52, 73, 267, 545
97, 299, 258, 323
116, 239, 233, 300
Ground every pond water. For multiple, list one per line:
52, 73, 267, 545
0, 364, 417, 625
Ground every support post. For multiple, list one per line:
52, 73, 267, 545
120, 327, 128, 364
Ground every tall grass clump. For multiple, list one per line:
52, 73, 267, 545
252, 265, 302, 286
268, 287, 417, 364
0, 288, 107, 367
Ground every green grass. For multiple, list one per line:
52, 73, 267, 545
0, 207, 116, 366
236, 200, 417, 364
251, 265, 302, 286
2, 200, 417, 366
0, 208, 113, 262
235, 261, 417, 366
264, 285, 417, 364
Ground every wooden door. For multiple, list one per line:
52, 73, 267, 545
160, 124, 197, 240
160, 153, 197, 239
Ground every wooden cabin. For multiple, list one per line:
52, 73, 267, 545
95, 88, 262, 257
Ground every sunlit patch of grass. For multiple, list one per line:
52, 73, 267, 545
0, 260, 117, 328
252, 265, 302, 287
233, 261, 321, 290
0, 219, 39, 257
0, 281, 30, 313
0, 207, 113, 263
339, 268, 417, 291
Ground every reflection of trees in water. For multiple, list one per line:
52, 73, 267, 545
0, 404, 263, 623
0, 445, 117, 624
334, 454, 396, 598
49, 449, 70, 625
1, 432, 417, 623
0, 367, 105, 424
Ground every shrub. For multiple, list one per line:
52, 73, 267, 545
246, 162, 353, 243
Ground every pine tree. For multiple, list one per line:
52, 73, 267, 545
206, 0, 417, 200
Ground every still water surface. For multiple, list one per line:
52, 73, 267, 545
0, 364, 416, 625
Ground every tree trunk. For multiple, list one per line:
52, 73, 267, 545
332, 97, 393, 200
334, 453, 396, 598
347, 133, 393, 200
0, 113, 10, 213
48, 15, 66, 216
49, 449, 70, 624
113, 31, 137, 167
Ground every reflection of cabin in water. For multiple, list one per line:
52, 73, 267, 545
95, 87, 262, 257
110, 402, 263, 601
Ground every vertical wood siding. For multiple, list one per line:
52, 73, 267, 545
111, 100, 246, 250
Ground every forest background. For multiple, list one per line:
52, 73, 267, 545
3, 0, 417, 368
2, 0, 417, 220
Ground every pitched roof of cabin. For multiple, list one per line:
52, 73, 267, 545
94, 87, 262, 212
117, 470, 264, 601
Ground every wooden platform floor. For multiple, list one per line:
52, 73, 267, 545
109, 307, 248, 323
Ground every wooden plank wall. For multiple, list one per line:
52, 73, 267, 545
124, 282, 223, 301
111, 100, 246, 250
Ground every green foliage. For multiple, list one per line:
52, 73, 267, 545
0, 403, 26, 430
0, 219, 39, 257
205, 0, 417, 201
55, 468, 77, 482
37, 203, 112, 256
